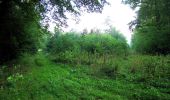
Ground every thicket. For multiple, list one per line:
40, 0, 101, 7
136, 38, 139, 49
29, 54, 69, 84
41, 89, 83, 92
46, 28, 128, 64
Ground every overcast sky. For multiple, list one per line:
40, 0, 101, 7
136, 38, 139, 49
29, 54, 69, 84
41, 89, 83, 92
49, 0, 137, 44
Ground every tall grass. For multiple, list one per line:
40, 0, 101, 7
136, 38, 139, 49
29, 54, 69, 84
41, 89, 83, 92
0, 53, 170, 99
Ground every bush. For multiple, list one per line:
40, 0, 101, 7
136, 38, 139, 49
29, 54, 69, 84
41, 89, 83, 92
46, 31, 129, 64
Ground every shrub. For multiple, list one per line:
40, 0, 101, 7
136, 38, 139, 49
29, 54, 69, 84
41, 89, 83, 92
46, 31, 129, 64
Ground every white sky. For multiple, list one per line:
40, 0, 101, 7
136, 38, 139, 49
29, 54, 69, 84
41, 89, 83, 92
49, 0, 137, 44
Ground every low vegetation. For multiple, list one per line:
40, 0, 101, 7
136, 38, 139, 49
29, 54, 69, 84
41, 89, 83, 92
0, 53, 169, 99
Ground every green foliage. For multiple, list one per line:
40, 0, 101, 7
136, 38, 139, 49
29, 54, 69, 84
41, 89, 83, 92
81, 33, 127, 55
0, 0, 43, 63
131, 24, 170, 54
124, 0, 170, 54
126, 55, 170, 82
46, 30, 129, 64
7, 73, 24, 84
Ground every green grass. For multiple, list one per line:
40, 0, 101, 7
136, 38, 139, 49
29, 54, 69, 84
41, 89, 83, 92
0, 54, 170, 100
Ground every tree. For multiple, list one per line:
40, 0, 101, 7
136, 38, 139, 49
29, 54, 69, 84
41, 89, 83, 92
123, 0, 170, 54
0, 0, 108, 63
0, 0, 42, 63
41, 0, 108, 27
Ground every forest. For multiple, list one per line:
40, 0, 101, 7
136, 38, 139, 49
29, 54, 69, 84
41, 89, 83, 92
0, 0, 170, 99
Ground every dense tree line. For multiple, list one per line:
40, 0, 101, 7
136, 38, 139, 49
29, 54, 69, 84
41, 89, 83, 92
46, 28, 128, 59
123, 0, 170, 54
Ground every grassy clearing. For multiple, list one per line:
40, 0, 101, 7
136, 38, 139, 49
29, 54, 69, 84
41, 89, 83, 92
0, 54, 170, 100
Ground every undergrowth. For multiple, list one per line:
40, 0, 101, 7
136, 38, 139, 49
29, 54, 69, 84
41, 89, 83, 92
0, 53, 170, 100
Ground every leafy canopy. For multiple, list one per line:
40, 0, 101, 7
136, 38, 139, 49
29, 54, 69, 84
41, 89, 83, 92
123, 0, 170, 54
